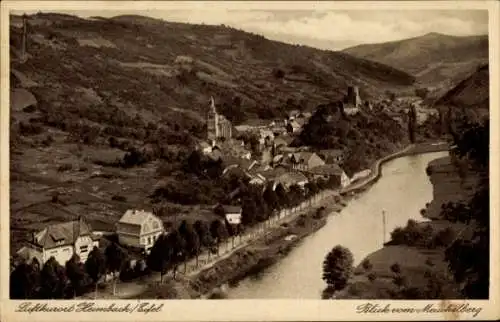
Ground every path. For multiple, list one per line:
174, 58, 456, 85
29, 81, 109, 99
96, 190, 339, 299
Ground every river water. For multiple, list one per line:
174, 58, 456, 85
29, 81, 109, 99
226, 151, 448, 299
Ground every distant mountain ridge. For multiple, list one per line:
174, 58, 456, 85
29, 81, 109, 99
342, 32, 488, 91
10, 13, 416, 128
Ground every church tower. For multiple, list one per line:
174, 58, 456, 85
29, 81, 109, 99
207, 96, 219, 142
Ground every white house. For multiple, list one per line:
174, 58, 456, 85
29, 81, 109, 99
116, 209, 165, 253
16, 216, 100, 266
308, 164, 351, 188
222, 205, 243, 225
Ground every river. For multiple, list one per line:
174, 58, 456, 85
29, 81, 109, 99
226, 151, 448, 299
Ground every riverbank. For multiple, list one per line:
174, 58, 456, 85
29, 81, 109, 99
134, 193, 343, 299
334, 152, 481, 299
130, 141, 450, 299
341, 141, 449, 195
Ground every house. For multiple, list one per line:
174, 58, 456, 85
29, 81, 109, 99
260, 168, 308, 190
307, 164, 351, 188
350, 169, 372, 182
273, 136, 293, 150
198, 141, 213, 155
319, 149, 345, 164
274, 172, 309, 189
221, 205, 243, 225
287, 152, 325, 171
235, 119, 270, 132
116, 209, 165, 253
16, 216, 100, 266
286, 120, 301, 134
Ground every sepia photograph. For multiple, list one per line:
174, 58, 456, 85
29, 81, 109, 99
1, 0, 498, 320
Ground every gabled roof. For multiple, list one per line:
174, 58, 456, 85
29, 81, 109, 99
118, 209, 158, 226
274, 136, 293, 147
32, 217, 95, 249
259, 167, 288, 180
275, 172, 309, 187
222, 205, 242, 214
308, 164, 345, 176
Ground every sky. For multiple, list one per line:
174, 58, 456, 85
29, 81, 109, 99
13, 7, 488, 50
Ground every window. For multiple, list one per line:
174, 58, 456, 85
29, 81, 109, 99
50, 250, 57, 255
79, 245, 88, 253
63, 248, 70, 253
148, 236, 152, 245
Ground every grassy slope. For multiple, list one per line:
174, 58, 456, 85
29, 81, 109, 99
432, 64, 489, 110
9, 13, 416, 251
342, 32, 488, 95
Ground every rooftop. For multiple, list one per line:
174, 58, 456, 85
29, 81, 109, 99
31, 217, 98, 249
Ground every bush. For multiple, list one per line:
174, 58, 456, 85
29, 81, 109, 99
367, 272, 377, 282
390, 263, 401, 274
389, 220, 434, 247
57, 163, 72, 172
361, 259, 373, 272
111, 195, 127, 202
432, 227, 456, 248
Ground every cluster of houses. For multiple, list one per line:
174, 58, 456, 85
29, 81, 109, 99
16, 204, 243, 268
14, 94, 369, 269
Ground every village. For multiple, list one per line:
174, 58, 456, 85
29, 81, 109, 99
12, 80, 424, 299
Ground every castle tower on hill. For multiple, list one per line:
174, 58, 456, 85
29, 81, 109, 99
346, 86, 362, 108
206, 96, 232, 143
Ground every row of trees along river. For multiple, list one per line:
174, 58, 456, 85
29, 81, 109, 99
10, 175, 338, 299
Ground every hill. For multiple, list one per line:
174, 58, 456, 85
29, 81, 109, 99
9, 13, 415, 250
342, 32, 488, 93
433, 64, 489, 117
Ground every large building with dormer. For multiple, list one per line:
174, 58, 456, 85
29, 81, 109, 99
16, 216, 100, 266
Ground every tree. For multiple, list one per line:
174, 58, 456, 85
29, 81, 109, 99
242, 197, 257, 227
322, 245, 354, 292
40, 257, 67, 299
305, 181, 319, 201
263, 185, 279, 214
10, 261, 40, 299
361, 259, 373, 272
166, 230, 187, 279
289, 184, 304, 208
65, 254, 86, 298
390, 263, 402, 274
193, 220, 213, 264
147, 234, 171, 283
210, 220, 228, 256
105, 242, 128, 295
178, 220, 200, 272
275, 183, 289, 212
85, 247, 106, 299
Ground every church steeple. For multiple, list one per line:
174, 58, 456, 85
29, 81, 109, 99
207, 96, 219, 142
209, 96, 216, 113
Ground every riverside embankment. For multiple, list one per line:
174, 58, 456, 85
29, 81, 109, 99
96, 142, 449, 299
335, 150, 481, 299
224, 142, 449, 299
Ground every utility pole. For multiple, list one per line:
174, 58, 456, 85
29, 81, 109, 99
382, 210, 387, 245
